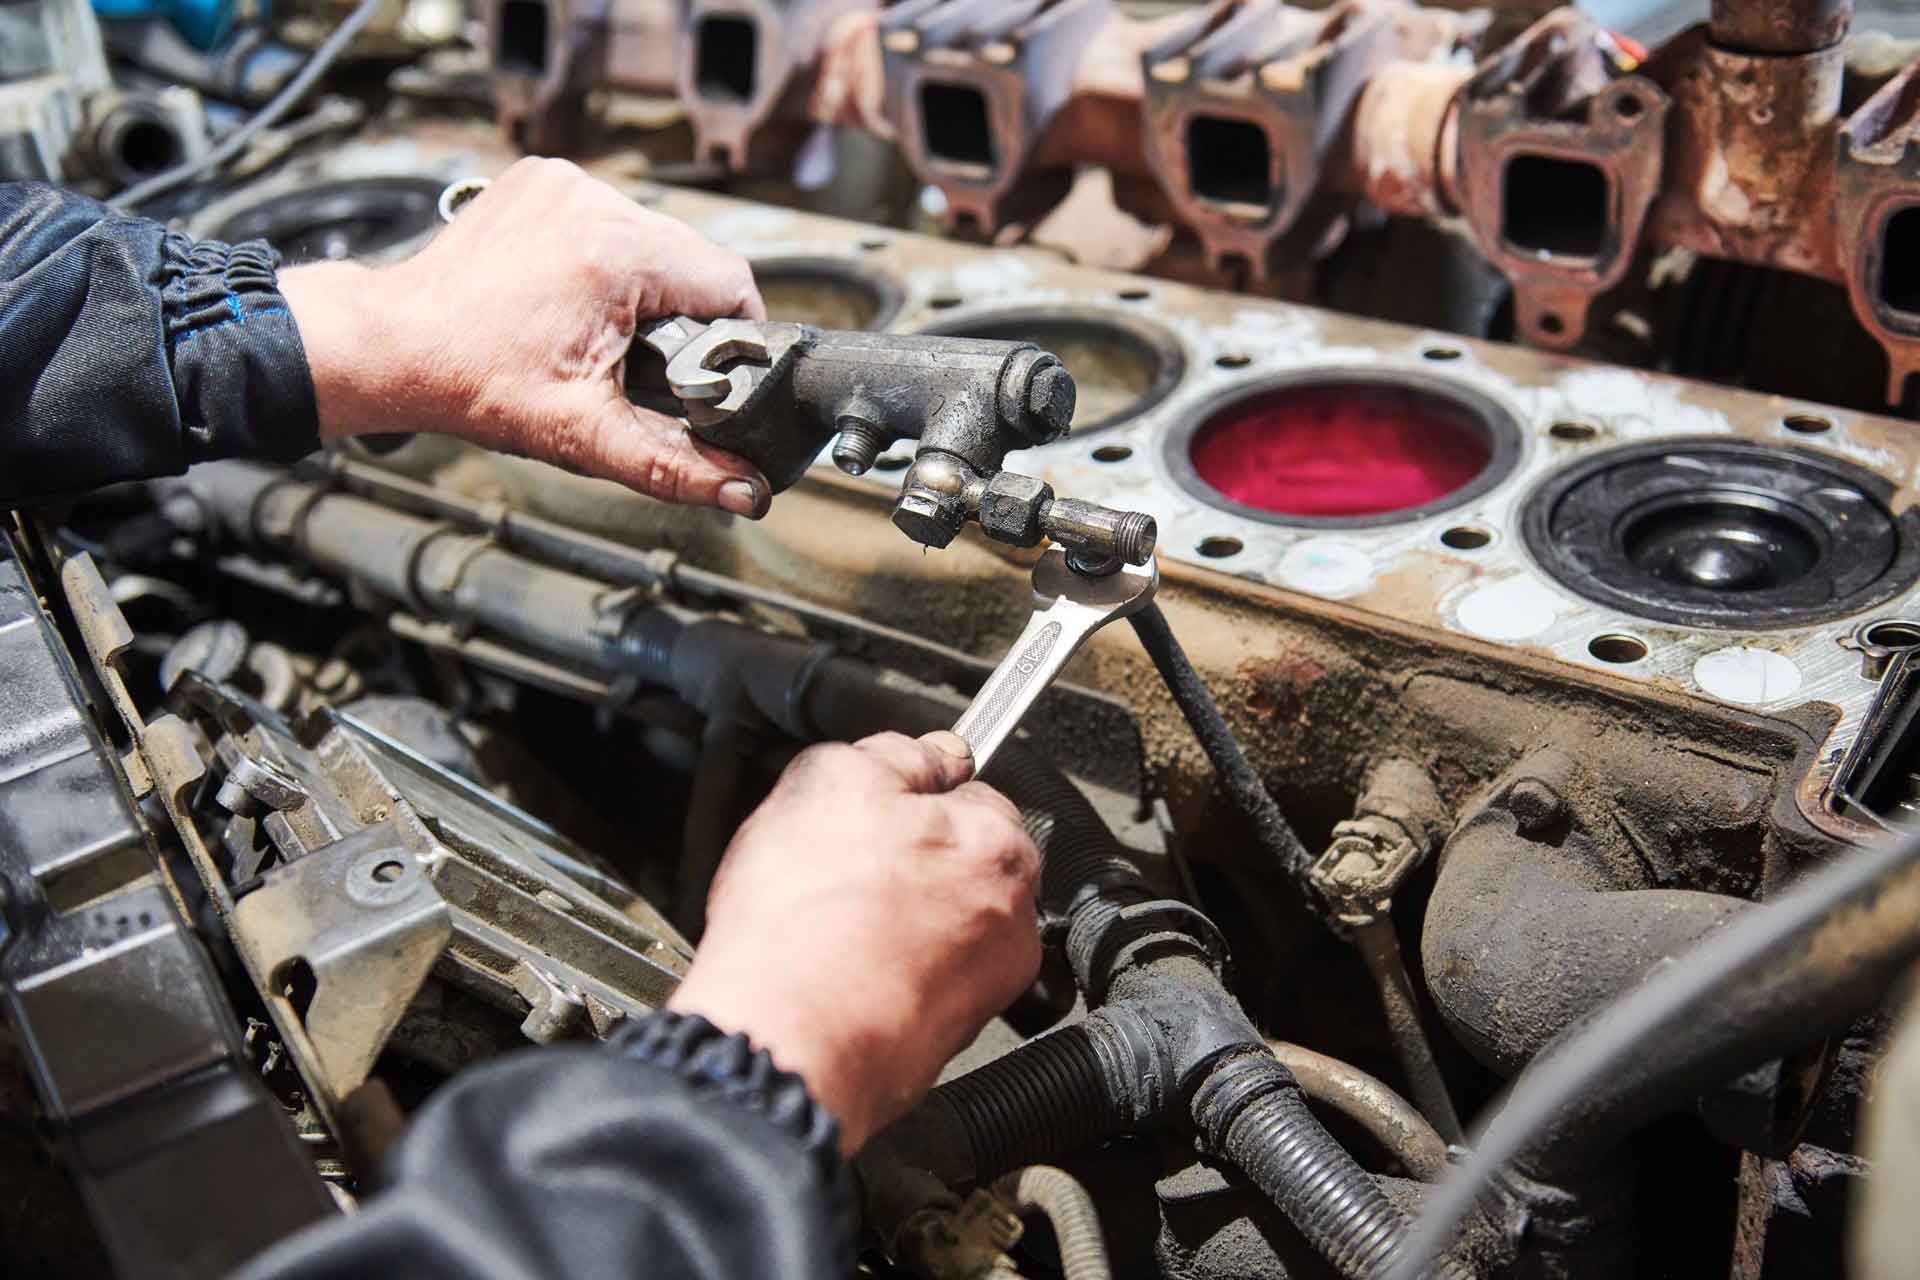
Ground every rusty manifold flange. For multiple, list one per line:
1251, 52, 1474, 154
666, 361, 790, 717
485, 0, 680, 152
1453, 9, 1668, 350
1838, 62, 1920, 404
1138, 0, 1400, 280
880, 0, 1117, 233
679, 0, 878, 170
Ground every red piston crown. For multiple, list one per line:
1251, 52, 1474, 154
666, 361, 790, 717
1190, 383, 1492, 518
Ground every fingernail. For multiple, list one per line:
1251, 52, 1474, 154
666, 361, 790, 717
922, 730, 973, 760
719, 479, 765, 519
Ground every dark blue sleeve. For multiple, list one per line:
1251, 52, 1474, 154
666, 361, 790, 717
0, 182, 319, 504
232, 1016, 853, 1280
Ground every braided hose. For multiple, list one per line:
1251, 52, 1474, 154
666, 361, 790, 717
991, 1166, 1113, 1280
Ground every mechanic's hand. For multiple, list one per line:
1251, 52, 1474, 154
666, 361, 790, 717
810, 11, 892, 138
280, 157, 771, 517
667, 730, 1041, 1152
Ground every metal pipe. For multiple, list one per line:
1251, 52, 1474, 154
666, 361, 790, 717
1349, 920, 1463, 1146
1710, 0, 1853, 54
1267, 1042, 1449, 1183
991, 1166, 1112, 1280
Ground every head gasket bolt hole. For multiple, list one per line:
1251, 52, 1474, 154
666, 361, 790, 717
1589, 634, 1649, 664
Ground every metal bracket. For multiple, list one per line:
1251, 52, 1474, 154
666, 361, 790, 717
230, 827, 452, 1105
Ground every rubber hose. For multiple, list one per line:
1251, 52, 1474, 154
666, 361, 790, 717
1128, 604, 1314, 885
801, 649, 1440, 1276
932, 1024, 1128, 1181
1197, 1053, 1458, 1280
992, 1166, 1113, 1280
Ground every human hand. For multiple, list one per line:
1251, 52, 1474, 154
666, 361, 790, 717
280, 157, 771, 517
667, 731, 1041, 1151
810, 11, 892, 139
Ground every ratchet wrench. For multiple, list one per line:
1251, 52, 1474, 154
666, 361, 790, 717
954, 550, 1159, 772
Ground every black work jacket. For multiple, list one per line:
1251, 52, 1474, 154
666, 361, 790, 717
0, 181, 849, 1279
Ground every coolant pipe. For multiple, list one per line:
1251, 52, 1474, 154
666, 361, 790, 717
1413, 748, 1920, 1272
1421, 750, 1749, 1078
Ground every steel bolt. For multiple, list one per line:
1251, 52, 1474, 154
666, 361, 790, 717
998, 348, 1075, 443
1023, 361, 1076, 438
832, 416, 888, 476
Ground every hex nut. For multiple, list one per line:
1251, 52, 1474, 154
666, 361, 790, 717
978, 472, 1055, 546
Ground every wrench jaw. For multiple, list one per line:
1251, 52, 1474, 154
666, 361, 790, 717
659, 319, 813, 431
1031, 548, 1159, 616
955, 549, 1161, 773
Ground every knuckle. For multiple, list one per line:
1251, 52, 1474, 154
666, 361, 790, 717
793, 741, 862, 778
723, 259, 760, 310
642, 442, 691, 504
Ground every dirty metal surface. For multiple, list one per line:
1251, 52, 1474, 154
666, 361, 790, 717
615, 182, 1920, 837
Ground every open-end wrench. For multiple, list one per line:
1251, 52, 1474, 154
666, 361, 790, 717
954, 549, 1159, 773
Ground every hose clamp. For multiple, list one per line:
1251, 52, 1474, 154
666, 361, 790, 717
1073, 897, 1231, 1002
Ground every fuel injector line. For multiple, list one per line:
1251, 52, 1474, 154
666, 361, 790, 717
1127, 603, 1316, 887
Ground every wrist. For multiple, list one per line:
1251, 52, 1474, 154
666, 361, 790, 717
668, 968, 880, 1152
280, 260, 430, 441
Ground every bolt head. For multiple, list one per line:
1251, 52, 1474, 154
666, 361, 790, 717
892, 489, 964, 549
1023, 361, 1076, 440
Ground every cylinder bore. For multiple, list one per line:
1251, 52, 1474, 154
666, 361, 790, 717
1523, 439, 1920, 629
1164, 368, 1522, 527
212, 177, 449, 264
917, 307, 1185, 431
752, 257, 903, 331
